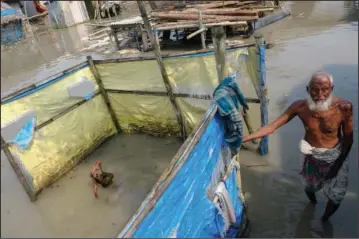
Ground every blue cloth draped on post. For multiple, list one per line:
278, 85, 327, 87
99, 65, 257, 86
120, 111, 244, 238
213, 76, 249, 155
9, 116, 36, 150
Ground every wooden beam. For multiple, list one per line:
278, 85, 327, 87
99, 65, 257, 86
137, 0, 186, 139
87, 56, 121, 132
1, 137, 36, 202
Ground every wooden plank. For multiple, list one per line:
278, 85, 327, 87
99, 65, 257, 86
137, 0, 186, 139
87, 56, 121, 132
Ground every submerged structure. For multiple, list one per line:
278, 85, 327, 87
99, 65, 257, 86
1, 35, 268, 237
1, 2, 25, 45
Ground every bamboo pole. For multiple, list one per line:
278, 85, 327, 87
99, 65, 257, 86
105, 89, 261, 103
154, 21, 247, 31
87, 56, 121, 132
254, 32, 269, 155
35, 92, 101, 131
185, 1, 239, 9
212, 26, 228, 81
212, 26, 258, 144
137, 0, 186, 139
1, 137, 36, 202
242, 109, 259, 144
148, 1, 157, 10
199, 9, 206, 49
186, 27, 206, 40
111, 28, 120, 51
184, 8, 259, 16
151, 12, 258, 21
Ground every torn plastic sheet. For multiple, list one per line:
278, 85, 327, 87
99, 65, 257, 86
9, 116, 36, 150
67, 76, 96, 100
84, 92, 94, 100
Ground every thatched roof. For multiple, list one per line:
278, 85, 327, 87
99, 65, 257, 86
1, 1, 24, 25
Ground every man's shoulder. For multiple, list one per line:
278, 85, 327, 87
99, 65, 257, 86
291, 99, 307, 109
334, 97, 353, 115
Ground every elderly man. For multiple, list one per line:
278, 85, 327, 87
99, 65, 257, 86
242, 72, 353, 222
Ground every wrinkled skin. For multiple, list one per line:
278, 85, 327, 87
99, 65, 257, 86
243, 72, 353, 221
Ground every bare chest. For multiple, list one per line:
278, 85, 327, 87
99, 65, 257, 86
298, 108, 343, 135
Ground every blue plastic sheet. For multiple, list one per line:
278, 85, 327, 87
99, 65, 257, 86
129, 112, 244, 238
9, 116, 36, 150
1, 8, 17, 17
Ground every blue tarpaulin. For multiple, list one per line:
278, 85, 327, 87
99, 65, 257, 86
120, 110, 244, 238
1, 8, 17, 17
9, 116, 36, 150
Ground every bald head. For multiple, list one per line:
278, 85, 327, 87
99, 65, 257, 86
309, 72, 333, 87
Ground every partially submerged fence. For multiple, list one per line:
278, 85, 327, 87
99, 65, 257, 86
1, 41, 268, 202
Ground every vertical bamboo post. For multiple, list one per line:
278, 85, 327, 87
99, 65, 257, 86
87, 56, 121, 132
154, 30, 161, 54
137, 0, 186, 139
254, 32, 269, 155
211, 26, 228, 82
148, 1, 157, 10
198, 9, 206, 49
212, 27, 258, 145
111, 28, 120, 51
1, 137, 36, 202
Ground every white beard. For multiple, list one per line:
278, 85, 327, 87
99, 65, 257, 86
307, 94, 333, 112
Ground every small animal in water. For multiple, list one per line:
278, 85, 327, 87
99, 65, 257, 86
90, 160, 114, 198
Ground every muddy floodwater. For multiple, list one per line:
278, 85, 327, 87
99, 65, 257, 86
1, 134, 182, 237
1, 1, 358, 238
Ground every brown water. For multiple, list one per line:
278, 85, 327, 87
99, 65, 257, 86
1, 1, 358, 238
1, 134, 182, 238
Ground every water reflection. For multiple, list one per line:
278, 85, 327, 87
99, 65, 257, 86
294, 203, 334, 238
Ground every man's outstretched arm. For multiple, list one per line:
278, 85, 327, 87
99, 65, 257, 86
243, 100, 302, 143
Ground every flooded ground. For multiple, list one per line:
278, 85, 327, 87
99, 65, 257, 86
1, 134, 182, 237
1, 1, 358, 238
239, 1, 358, 238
